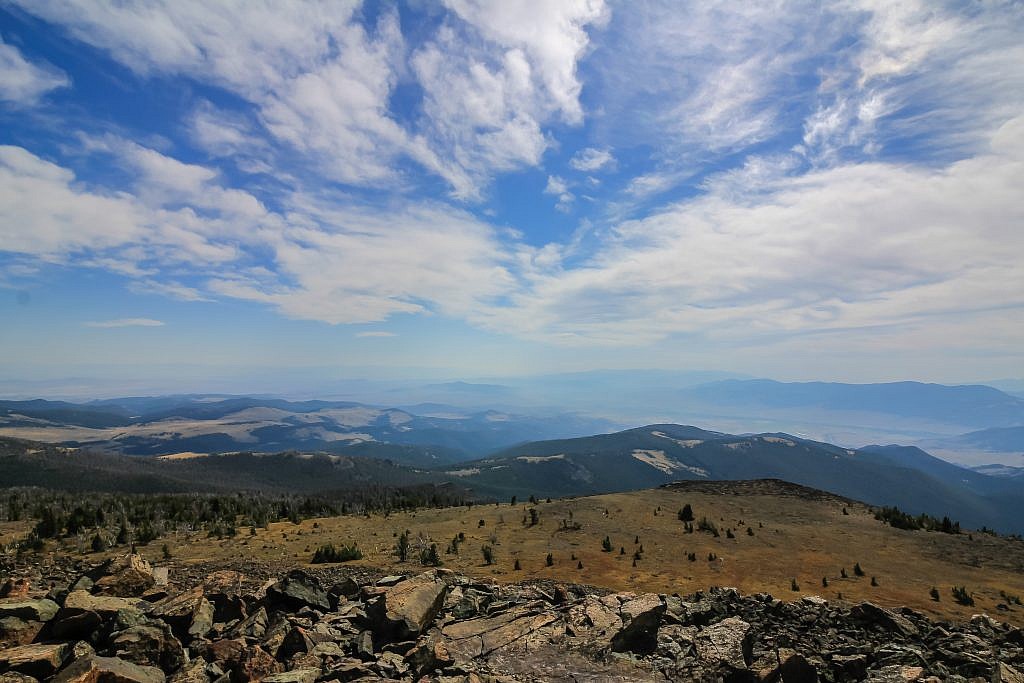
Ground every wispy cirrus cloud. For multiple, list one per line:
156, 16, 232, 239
84, 318, 165, 328
0, 37, 68, 105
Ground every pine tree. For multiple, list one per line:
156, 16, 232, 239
546, 553, 553, 567
602, 536, 613, 552
678, 504, 694, 522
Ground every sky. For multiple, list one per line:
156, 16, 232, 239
1, 0, 1022, 392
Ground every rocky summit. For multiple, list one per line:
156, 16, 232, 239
1, 554, 1023, 682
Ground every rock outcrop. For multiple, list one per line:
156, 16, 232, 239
1, 554, 1023, 681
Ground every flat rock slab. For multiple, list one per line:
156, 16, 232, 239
441, 607, 557, 662
0, 643, 72, 679
52, 655, 164, 683
261, 669, 320, 683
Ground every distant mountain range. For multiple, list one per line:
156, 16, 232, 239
4, 415, 1024, 533
442, 424, 1024, 534
0, 396, 616, 464
680, 379, 1024, 428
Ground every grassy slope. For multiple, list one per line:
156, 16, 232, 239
47, 479, 1024, 627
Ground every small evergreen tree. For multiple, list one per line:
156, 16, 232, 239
546, 553, 554, 567
396, 531, 410, 562
853, 562, 865, 577
930, 586, 941, 601
482, 545, 494, 565
678, 504, 694, 522
91, 532, 107, 553
822, 576, 828, 587
791, 578, 800, 591
601, 536, 613, 552
514, 558, 521, 570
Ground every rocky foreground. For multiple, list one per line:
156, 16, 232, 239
1, 555, 1023, 682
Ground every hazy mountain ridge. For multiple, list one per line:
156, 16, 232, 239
0, 396, 617, 464
682, 379, 1024, 428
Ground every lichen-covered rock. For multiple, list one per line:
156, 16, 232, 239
695, 616, 752, 670
0, 600, 59, 624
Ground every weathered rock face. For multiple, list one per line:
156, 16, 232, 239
150, 587, 213, 641
2, 560, 1024, 683
266, 572, 331, 613
371, 570, 448, 640
91, 556, 156, 598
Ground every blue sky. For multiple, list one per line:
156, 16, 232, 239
1, 0, 1022, 393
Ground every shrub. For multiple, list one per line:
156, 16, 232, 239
791, 578, 800, 591
420, 543, 442, 567
871, 576, 878, 587
822, 576, 828, 587
602, 536, 613, 552
311, 542, 362, 563
577, 560, 583, 569
513, 558, 521, 570
678, 504, 694, 522
930, 586, 940, 601
853, 562, 865, 577
546, 553, 553, 567
698, 517, 719, 537
952, 586, 974, 606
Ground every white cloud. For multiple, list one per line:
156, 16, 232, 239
355, 331, 397, 338
84, 318, 165, 328
0, 138, 519, 327
570, 147, 614, 172
0, 38, 69, 105
410, 1, 607, 196
14, 1, 605, 198
544, 175, 574, 211
477, 117, 1024, 350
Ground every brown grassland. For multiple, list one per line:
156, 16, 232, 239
7, 482, 1024, 626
